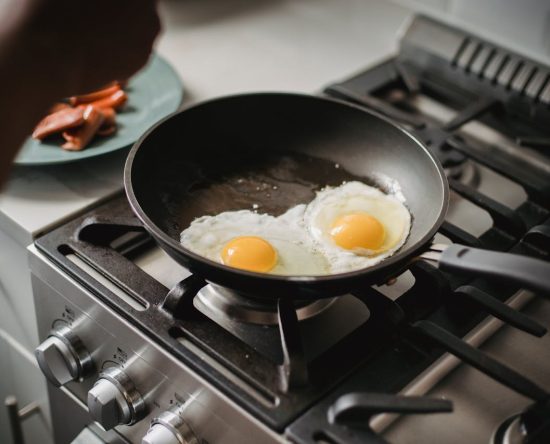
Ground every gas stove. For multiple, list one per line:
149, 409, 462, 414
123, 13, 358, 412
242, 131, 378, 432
29, 16, 550, 444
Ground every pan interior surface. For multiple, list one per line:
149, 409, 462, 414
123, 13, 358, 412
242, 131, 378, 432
128, 93, 447, 281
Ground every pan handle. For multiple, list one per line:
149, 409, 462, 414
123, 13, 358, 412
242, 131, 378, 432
421, 244, 550, 296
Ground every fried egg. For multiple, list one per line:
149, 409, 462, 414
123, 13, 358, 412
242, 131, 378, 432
303, 181, 411, 273
180, 207, 329, 275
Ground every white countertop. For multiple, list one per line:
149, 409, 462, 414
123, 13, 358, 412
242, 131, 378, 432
0, 0, 412, 246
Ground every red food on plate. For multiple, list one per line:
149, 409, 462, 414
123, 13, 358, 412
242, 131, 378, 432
61, 106, 105, 151
97, 107, 117, 136
90, 89, 128, 110
49, 102, 71, 113
69, 83, 121, 106
99, 107, 116, 126
32, 82, 126, 151
32, 107, 85, 140
97, 124, 117, 137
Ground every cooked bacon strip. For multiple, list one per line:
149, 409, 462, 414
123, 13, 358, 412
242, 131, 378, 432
99, 107, 116, 127
32, 107, 85, 140
89, 89, 127, 110
61, 105, 104, 151
97, 124, 117, 137
96, 107, 117, 136
49, 102, 71, 113
69, 84, 121, 106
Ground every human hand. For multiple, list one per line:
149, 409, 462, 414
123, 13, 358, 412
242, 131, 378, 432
11, 0, 161, 97
0, 0, 161, 185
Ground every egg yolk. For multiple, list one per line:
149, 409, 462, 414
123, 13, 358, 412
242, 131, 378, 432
330, 213, 385, 250
221, 236, 277, 273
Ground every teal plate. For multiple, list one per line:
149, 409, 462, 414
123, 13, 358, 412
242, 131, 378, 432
15, 54, 183, 165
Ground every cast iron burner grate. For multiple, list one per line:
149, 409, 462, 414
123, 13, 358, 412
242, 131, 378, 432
326, 17, 550, 209
284, 15, 550, 444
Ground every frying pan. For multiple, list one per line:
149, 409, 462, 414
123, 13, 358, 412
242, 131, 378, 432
124, 92, 550, 300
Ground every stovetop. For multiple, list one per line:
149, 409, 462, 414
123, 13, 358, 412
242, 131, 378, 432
33, 15, 550, 444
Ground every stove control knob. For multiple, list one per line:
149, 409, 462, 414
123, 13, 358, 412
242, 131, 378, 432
35, 325, 93, 387
87, 367, 146, 430
142, 409, 199, 444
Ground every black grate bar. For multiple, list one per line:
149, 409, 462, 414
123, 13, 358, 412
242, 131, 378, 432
353, 288, 405, 327
395, 62, 420, 94
414, 320, 549, 402
161, 275, 206, 315
440, 221, 482, 247
67, 240, 167, 308
539, 80, 550, 105
325, 85, 425, 128
452, 37, 470, 66
454, 285, 547, 337
456, 40, 479, 69
522, 221, 550, 254
77, 216, 145, 245
483, 52, 508, 82
471, 46, 495, 76
443, 96, 497, 131
448, 178, 526, 236
464, 43, 483, 72
525, 71, 549, 99
169, 321, 281, 403
516, 137, 550, 149
327, 392, 452, 427
497, 58, 522, 88
277, 298, 309, 392
511, 65, 537, 93
447, 138, 550, 206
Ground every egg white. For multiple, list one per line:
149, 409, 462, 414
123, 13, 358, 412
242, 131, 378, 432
303, 181, 411, 273
180, 208, 329, 275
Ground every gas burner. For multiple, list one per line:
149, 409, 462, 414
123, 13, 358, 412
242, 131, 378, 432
492, 403, 550, 444
492, 415, 527, 444
194, 284, 336, 325
444, 159, 480, 186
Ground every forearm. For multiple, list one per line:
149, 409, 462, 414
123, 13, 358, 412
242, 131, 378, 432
0, 0, 159, 187
0, 24, 67, 187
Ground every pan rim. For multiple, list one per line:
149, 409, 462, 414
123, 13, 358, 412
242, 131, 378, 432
124, 91, 449, 286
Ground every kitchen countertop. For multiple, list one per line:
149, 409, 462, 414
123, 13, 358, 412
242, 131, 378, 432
0, 0, 412, 246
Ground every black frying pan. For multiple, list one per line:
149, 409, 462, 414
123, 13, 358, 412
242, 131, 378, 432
124, 93, 550, 300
